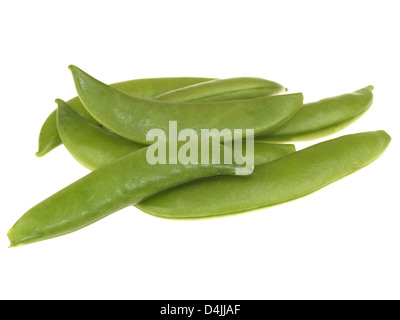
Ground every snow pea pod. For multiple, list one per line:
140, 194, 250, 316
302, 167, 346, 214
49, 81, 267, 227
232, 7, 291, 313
56, 99, 295, 170
8, 142, 249, 247
36, 77, 215, 157
136, 130, 390, 219
256, 86, 374, 142
56, 99, 144, 170
69, 65, 302, 144
38, 75, 286, 157
155, 77, 286, 102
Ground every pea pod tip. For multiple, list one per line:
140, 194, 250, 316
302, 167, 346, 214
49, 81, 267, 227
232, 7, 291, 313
68, 65, 82, 78
55, 98, 65, 106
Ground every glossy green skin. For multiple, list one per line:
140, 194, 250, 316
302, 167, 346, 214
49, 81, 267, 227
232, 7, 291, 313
69, 65, 303, 145
36, 77, 215, 157
57, 99, 295, 170
256, 86, 374, 142
137, 131, 390, 219
8, 143, 246, 247
155, 77, 286, 102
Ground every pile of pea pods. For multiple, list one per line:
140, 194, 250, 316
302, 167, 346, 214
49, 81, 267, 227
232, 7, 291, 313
7, 65, 391, 247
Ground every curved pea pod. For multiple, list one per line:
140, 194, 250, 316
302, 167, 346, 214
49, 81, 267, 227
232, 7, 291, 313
155, 77, 286, 102
136, 130, 391, 219
36, 77, 215, 157
256, 86, 374, 142
56, 99, 295, 170
8, 141, 249, 247
68, 65, 303, 144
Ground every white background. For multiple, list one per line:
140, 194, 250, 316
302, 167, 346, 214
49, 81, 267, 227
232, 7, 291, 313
0, 0, 399, 300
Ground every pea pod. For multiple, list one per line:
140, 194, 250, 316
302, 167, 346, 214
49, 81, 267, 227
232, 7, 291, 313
56, 99, 144, 170
38, 75, 286, 157
68, 65, 302, 144
56, 99, 295, 170
155, 77, 286, 102
256, 86, 374, 142
36, 77, 215, 157
136, 130, 390, 219
8, 142, 249, 247
56, 99, 295, 169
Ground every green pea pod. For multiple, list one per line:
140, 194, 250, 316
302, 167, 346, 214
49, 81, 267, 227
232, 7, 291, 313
68, 65, 303, 144
56, 99, 295, 170
56, 99, 144, 170
38, 75, 286, 157
36, 77, 215, 157
155, 77, 286, 102
8, 142, 250, 247
256, 86, 374, 142
136, 130, 391, 219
